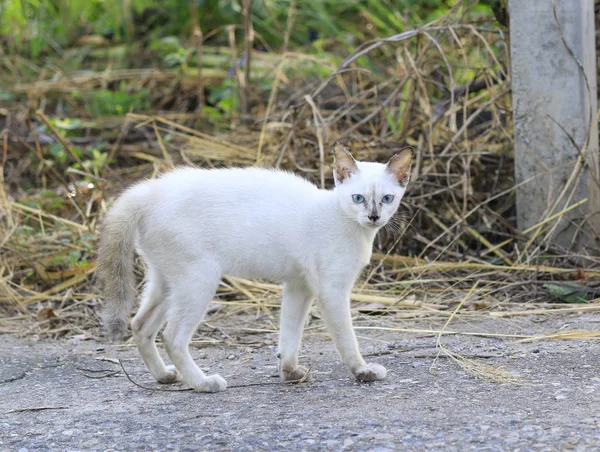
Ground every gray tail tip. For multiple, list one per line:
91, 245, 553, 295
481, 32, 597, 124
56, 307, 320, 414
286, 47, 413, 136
103, 318, 129, 342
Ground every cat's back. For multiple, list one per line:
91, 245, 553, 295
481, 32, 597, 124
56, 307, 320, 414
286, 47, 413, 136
156, 166, 321, 200
133, 166, 334, 281
137, 166, 327, 275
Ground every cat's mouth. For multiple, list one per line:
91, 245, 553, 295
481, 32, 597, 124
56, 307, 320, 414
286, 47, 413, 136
363, 220, 384, 229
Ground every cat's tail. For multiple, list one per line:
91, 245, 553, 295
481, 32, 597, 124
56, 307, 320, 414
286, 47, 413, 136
97, 185, 146, 339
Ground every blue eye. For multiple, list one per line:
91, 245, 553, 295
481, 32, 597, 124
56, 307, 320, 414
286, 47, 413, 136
352, 194, 365, 203
382, 194, 394, 204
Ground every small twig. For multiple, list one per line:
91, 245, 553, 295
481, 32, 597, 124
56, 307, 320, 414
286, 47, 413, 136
289, 360, 316, 385
66, 167, 108, 182
152, 120, 174, 168
7, 406, 68, 414
117, 360, 312, 393
79, 370, 121, 379
77, 366, 122, 379
76, 366, 118, 373
227, 25, 240, 125
303, 95, 326, 188
434, 281, 478, 354
191, 0, 204, 115
490, 304, 600, 318
241, 0, 254, 122
95, 357, 120, 364
412, 353, 502, 359
363, 349, 408, 358
118, 359, 192, 392
1, 131, 8, 170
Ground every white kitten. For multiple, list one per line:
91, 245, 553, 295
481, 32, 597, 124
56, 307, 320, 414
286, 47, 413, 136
98, 142, 413, 392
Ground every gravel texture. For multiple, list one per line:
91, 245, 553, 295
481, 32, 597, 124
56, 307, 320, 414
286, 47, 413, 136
1, 314, 599, 451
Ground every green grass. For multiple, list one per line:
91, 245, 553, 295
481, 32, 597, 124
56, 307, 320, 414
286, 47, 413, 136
1, 0, 496, 57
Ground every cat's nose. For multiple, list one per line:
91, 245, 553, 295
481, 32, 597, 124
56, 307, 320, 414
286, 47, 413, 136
368, 214, 380, 222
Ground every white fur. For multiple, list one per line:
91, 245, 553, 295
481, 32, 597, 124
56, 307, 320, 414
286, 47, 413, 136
99, 151, 410, 392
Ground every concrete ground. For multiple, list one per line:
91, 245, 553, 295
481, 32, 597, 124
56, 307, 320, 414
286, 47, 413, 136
1, 313, 599, 451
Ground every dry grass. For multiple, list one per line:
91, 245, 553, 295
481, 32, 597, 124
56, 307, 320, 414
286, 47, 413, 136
1, 9, 599, 384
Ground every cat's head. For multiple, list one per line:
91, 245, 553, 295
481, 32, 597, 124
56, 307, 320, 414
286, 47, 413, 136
332, 142, 413, 229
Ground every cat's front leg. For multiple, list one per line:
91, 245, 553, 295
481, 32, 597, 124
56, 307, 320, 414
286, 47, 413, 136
317, 286, 387, 382
278, 283, 314, 383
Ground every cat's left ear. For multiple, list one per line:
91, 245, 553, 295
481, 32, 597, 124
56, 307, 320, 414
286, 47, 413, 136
386, 147, 413, 187
332, 141, 359, 184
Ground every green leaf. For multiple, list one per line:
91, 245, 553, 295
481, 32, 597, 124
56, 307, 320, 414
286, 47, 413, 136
543, 283, 589, 304
52, 118, 83, 130
53, 255, 67, 265
0, 90, 16, 101
70, 146, 83, 158
49, 143, 67, 164
87, 90, 150, 116
150, 36, 183, 57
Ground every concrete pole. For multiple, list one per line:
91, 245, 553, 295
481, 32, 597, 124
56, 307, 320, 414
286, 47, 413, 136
508, 0, 600, 252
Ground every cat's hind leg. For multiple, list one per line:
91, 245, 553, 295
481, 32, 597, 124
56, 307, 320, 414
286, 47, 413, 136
131, 269, 180, 384
162, 264, 227, 393
278, 282, 314, 383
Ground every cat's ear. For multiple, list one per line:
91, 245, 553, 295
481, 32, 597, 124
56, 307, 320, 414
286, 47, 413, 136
386, 147, 413, 187
332, 141, 358, 184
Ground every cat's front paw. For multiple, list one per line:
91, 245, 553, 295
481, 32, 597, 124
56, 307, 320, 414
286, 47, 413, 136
355, 363, 387, 382
156, 365, 182, 384
190, 374, 228, 393
280, 364, 312, 383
